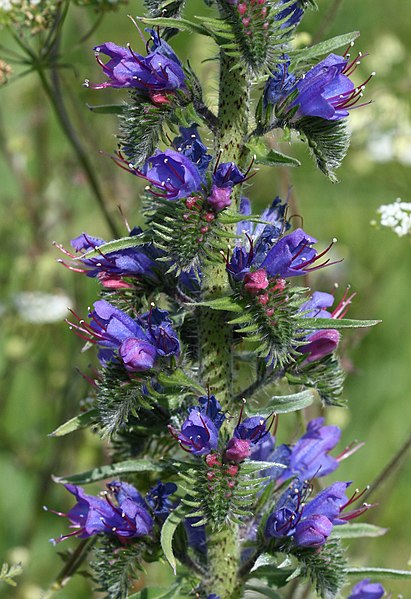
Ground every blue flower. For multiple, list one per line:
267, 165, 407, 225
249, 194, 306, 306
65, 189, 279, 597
171, 395, 225, 456
347, 579, 385, 599
87, 30, 185, 95
68, 300, 179, 372
265, 480, 351, 548
146, 482, 177, 519
172, 124, 212, 177
66, 230, 158, 289
48, 481, 153, 544
280, 417, 341, 481
265, 53, 372, 123
275, 2, 305, 30
298, 289, 355, 362
141, 149, 203, 200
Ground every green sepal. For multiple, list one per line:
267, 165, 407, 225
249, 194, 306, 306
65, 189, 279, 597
286, 352, 346, 407
294, 538, 347, 599
301, 317, 381, 329
161, 503, 190, 574
291, 31, 360, 65
0, 562, 23, 588
248, 389, 315, 415
346, 567, 411, 580
330, 523, 388, 539
52, 458, 165, 485
48, 408, 98, 437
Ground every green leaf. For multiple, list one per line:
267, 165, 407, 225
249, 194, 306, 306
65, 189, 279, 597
301, 317, 381, 330
331, 523, 388, 539
49, 409, 98, 437
247, 140, 301, 167
128, 586, 184, 599
346, 567, 411, 580
161, 504, 187, 574
137, 16, 209, 37
86, 103, 125, 114
157, 369, 205, 394
79, 235, 148, 260
53, 459, 164, 485
244, 585, 283, 599
293, 31, 360, 64
249, 389, 315, 414
194, 297, 243, 312
0, 562, 23, 587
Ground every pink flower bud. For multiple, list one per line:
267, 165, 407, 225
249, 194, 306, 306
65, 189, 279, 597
244, 269, 269, 294
225, 438, 251, 463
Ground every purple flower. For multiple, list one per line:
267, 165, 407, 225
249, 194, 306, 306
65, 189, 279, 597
281, 417, 341, 482
207, 185, 232, 212
347, 579, 385, 599
198, 395, 225, 430
48, 481, 153, 544
184, 517, 206, 553
260, 228, 335, 278
298, 289, 355, 362
171, 395, 225, 455
146, 482, 177, 519
234, 416, 270, 445
265, 480, 351, 548
66, 230, 157, 288
87, 29, 185, 94
141, 149, 203, 200
213, 162, 246, 188
173, 410, 219, 456
275, 0, 305, 29
139, 307, 180, 357
265, 53, 372, 123
228, 197, 290, 280
68, 300, 179, 371
173, 125, 212, 177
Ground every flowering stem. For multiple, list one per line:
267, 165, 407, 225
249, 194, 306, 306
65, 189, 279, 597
200, 51, 251, 598
204, 524, 243, 598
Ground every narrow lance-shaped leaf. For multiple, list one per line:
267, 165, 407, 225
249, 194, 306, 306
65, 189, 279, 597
330, 523, 388, 539
346, 567, 411, 580
248, 389, 315, 415
300, 317, 381, 330
49, 409, 98, 437
292, 31, 360, 65
160, 504, 188, 574
53, 459, 165, 485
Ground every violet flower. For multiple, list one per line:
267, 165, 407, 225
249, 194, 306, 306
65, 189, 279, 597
347, 579, 385, 599
170, 395, 225, 456
173, 124, 212, 177
265, 52, 373, 123
68, 300, 179, 372
146, 482, 177, 520
47, 481, 153, 544
86, 29, 185, 95
265, 480, 350, 548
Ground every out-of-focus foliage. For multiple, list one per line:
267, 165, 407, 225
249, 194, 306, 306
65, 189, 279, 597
0, 0, 410, 597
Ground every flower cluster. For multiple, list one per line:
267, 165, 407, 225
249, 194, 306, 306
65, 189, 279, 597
264, 51, 373, 123
85, 28, 186, 104
377, 198, 411, 237
47, 480, 177, 544
115, 125, 247, 210
67, 300, 179, 372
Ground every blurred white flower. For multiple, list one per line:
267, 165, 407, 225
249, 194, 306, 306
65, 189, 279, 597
13, 291, 72, 324
377, 199, 411, 237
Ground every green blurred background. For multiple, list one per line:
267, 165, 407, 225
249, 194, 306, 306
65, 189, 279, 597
0, 0, 410, 597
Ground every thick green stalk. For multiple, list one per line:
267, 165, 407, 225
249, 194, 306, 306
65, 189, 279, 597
204, 524, 243, 599
200, 52, 250, 599
199, 52, 250, 409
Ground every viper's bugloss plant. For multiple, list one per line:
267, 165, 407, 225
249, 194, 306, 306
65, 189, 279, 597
43, 1, 411, 598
